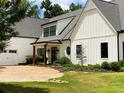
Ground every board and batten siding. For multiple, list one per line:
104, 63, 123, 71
0, 37, 36, 65
119, 33, 124, 60
71, 8, 118, 65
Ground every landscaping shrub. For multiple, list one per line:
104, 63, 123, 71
55, 57, 72, 65
110, 62, 121, 71
25, 56, 44, 65
119, 60, 124, 66
101, 62, 111, 70
87, 64, 101, 70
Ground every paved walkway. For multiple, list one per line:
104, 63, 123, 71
0, 66, 63, 82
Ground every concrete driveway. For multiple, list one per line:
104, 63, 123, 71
0, 66, 63, 82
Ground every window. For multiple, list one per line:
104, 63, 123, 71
101, 42, 108, 58
44, 26, 56, 37
37, 48, 45, 58
76, 45, 82, 58
9, 50, 17, 53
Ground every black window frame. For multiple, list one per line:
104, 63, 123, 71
43, 25, 56, 37
101, 42, 108, 58
76, 45, 82, 58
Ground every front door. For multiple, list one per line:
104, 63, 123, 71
51, 47, 57, 64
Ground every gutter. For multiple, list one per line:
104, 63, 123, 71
117, 30, 124, 61
117, 32, 120, 61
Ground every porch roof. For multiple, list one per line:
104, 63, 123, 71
31, 40, 62, 46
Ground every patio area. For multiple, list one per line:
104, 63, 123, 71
0, 66, 63, 82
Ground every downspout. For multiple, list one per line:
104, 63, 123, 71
117, 32, 120, 61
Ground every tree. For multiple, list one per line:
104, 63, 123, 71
51, 4, 63, 17
0, 0, 31, 52
69, 3, 82, 11
41, 0, 52, 18
41, 0, 63, 18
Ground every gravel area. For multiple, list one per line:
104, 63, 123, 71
0, 66, 63, 82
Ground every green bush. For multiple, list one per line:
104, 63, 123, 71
26, 56, 44, 64
101, 62, 111, 70
55, 57, 72, 65
119, 60, 124, 67
110, 62, 120, 71
85, 64, 101, 70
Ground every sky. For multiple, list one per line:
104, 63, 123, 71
29, 0, 112, 17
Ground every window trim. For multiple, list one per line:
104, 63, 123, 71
76, 45, 82, 59
43, 25, 56, 37
101, 42, 108, 59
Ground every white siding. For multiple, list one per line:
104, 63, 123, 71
71, 36, 118, 65
0, 37, 36, 65
72, 9, 116, 40
119, 33, 124, 60
60, 41, 71, 59
71, 5, 117, 64
57, 18, 73, 35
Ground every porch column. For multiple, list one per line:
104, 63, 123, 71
44, 44, 47, 65
32, 45, 36, 65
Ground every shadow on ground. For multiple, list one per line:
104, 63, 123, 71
0, 83, 50, 93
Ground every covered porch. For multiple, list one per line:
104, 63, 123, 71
32, 41, 62, 65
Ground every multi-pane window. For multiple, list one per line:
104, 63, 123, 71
37, 48, 45, 58
101, 42, 108, 58
44, 26, 56, 37
76, 45, 82, 58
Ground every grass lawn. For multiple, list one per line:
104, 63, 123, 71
1, 72, 124, 93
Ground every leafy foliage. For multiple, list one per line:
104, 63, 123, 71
110, 62, 120, 71
69, 3, 82, 11
101, 62, 111, 70
0, 0, 34, 52
41, 0, 64, 18
55, 57, 72, 65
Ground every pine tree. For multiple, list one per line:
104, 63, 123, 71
0, 0, 32, 52
69, 3, 82, 11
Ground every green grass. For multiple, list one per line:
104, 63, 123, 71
1, 72, 124, 93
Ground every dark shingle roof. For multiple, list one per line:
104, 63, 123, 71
112, 0, 124, 30
37, 0, 124, 42
37, 9, 83, 42
15, 17, 47, 38
93, 0, 121, 31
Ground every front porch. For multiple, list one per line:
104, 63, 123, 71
32, 41, 62, 65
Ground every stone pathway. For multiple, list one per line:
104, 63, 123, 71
0, 66, 63, 82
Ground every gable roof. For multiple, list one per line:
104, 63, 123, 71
112, 0, 124, 30
37, 0, 123, 43
37, 9, 83, 42
93, 0, 121, 31
15, 17, 46, 38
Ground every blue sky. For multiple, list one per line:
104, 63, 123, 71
29, 0, 111, 17
29, 0, 87, 17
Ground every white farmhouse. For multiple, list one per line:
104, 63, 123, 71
33, 0, 124, 65
1, 0, 124, 65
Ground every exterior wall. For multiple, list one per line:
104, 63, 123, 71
71, 36, 118, 65
119, 33, 124, 60
0, 37, 36, 65
71, 6, 118, 64
59, 41, 71, 59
